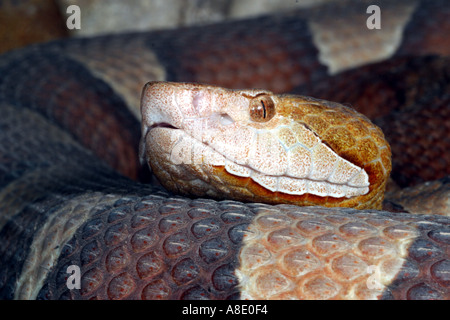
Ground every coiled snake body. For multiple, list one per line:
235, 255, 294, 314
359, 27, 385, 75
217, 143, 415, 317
0, 0, 449, 300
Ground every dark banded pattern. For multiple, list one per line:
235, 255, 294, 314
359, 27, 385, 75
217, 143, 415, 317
0, 0, 449, 300
36, 197, 450, 300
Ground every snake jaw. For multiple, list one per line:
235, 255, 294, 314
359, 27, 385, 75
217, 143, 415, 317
141, 82, 390, 210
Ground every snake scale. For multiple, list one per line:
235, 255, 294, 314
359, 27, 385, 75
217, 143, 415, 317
0, 0, 449, 300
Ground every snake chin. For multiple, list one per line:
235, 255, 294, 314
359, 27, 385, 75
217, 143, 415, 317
143, 123, 371, 204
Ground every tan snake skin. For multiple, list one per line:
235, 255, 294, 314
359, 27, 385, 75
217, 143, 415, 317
0, 0, 449, 300
140, 82, 391, 210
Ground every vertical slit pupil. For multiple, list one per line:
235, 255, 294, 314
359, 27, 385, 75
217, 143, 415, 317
261, 100, 266, 118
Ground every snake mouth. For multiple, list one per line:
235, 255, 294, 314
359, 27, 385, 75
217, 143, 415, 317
139, 122, 180, 165
149, 122, 179, 130
144, 124, 370, 200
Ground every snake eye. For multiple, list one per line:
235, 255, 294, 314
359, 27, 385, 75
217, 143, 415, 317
249, 95, 275, 122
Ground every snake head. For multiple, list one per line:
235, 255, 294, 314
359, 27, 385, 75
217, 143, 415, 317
140, 81, 391, 210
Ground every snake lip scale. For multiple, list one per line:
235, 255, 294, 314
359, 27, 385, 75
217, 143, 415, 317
0, 0, 449, 300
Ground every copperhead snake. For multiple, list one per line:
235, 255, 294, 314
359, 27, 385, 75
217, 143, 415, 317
0, 0, 449, 300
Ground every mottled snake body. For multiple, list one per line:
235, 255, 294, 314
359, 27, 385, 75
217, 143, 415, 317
0, 0, 449, 300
